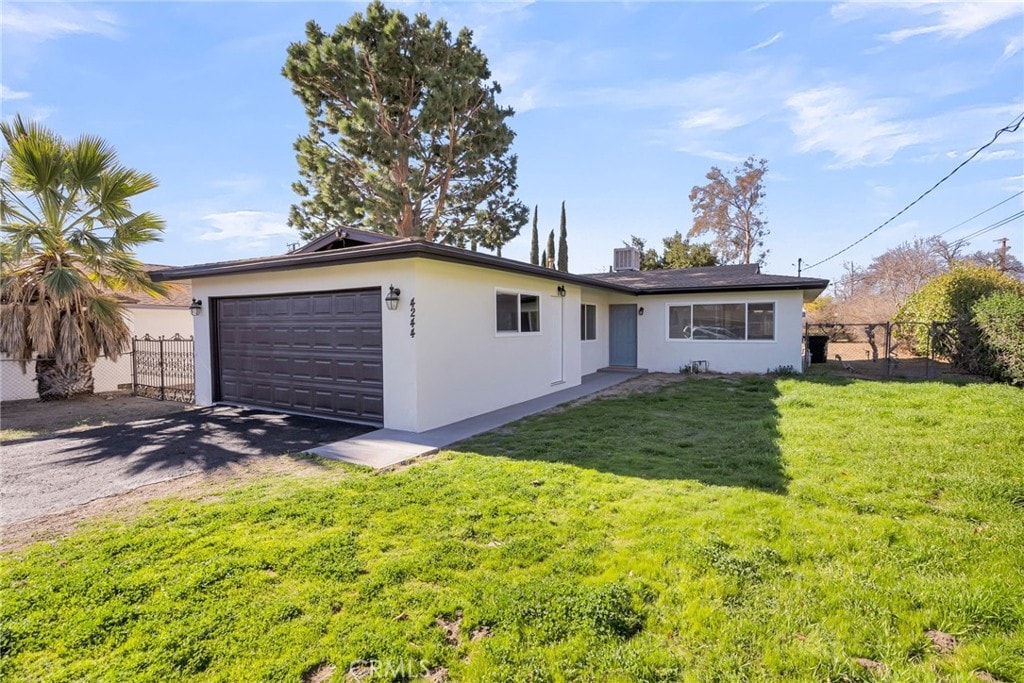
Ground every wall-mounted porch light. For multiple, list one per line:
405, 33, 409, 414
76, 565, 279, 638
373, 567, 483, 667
556, 285, 566, 297
385, 285, 401, 311
638, 306, 645, 316
189, 299, 203, 317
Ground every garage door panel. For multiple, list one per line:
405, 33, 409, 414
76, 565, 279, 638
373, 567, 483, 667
217, 289, 383, 424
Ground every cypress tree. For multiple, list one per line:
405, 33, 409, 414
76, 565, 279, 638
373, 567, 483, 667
546, 230, 556, 268
529, 205, 539, 265
540, 248, 547, 269
557, 201, 568, 272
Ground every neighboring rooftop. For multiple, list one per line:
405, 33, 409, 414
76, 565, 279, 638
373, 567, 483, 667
117, 265, 192, 307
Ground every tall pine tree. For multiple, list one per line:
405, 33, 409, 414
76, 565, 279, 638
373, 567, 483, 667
557, 201, 568, 272
546, 230, 556, 268
282, 2, 528, 247
529, 205, 539, 265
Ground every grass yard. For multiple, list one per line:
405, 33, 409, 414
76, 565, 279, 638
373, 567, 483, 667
2, 375, 1022, 682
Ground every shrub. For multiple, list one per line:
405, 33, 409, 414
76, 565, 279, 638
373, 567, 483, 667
973, 291, 1024, 386
894, 265, 1024, 368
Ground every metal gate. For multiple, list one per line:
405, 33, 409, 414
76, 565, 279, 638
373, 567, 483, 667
132, 334, 195, 402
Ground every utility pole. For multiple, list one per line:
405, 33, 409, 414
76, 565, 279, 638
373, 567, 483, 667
994, 237, 1009, 272
796, 257, 803, 277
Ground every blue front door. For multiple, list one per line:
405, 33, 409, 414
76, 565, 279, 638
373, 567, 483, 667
608, 304, 637, 367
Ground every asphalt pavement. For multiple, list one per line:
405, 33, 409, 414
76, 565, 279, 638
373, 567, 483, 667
0, 406, 370, 525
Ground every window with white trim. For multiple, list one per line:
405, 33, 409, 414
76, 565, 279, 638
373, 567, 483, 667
581, 304, 597, 340
668, 302, 775, 340
496, 292, 540, 333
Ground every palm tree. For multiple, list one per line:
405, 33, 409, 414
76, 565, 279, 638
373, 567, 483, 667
0, 115, 167, 399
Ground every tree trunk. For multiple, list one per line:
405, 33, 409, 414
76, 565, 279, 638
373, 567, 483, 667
35, 359, 95, 401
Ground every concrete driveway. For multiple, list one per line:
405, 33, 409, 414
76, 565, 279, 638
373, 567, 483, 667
1, 406, 371, 525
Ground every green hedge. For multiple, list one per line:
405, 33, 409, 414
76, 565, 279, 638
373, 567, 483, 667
894, 265, 1024, 370
973, 291, 1024, 386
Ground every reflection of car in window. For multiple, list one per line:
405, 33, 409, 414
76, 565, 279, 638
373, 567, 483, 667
691, 326, 740, 340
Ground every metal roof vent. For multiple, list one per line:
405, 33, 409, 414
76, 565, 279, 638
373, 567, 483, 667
613, 247, 641, 272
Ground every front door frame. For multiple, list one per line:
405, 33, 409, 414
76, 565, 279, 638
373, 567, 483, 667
608, 303, 638, 367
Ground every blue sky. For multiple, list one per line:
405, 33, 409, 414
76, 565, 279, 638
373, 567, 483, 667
2, 1, 1022, 286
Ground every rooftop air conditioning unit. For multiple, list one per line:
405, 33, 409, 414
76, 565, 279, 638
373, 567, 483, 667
613, 247, 641, 272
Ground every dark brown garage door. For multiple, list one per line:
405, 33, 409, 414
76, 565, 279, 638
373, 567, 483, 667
215, 289, 383, 424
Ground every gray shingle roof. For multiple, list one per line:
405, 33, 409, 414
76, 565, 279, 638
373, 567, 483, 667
123, 265, 192, 307
585, 264, 829, 294
153, 242, 828, 298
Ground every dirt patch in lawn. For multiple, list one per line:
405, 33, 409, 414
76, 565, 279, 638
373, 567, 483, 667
1, 391, 191, 438
0, 454, 337, 552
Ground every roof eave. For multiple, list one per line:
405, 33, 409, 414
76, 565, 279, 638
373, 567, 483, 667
151, 242, 827, 300
151, 241, 637, 294
634, 281, 830, 299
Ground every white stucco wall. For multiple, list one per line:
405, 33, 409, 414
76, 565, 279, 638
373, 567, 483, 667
183, 258, 586, 432
636, 289, 806, 374
411, 259, 583, 431
131, 307, 193, 339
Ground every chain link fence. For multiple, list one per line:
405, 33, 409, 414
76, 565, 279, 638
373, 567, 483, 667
1, 354, 134, 403
804, 321, 969, 380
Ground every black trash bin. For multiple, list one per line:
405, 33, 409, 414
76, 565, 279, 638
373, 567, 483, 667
807, 335, 829, 364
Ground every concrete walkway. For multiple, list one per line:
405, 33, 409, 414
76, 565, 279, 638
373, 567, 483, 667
312, 370, 643, 469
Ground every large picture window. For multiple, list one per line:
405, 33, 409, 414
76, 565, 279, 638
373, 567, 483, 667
581, 304, 597, 341
693, 303, 745, 339
496, 292, 540, 334
668, 302, 775, 340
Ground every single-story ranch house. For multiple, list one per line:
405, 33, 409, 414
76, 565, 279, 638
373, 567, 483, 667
154, 230, 828, 433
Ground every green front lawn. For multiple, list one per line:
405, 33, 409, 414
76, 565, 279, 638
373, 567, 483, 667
2, 376, 1022, 681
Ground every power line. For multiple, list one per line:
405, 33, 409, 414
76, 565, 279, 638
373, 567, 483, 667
946, 210, 1024, 249
937, 190, 1024, 237
803, 110, 1024, 272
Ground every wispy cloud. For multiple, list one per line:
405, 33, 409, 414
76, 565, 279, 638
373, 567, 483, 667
1002, 35, 1024, 61
674, 144, 745, 164
976, 148, 1022, 162
832, 2, 1023, 43
4, 106, 55, 123
882, 3, 1022, 43
0, 3, 120, 41
603, 66, 795, 161
0, 84, 30, 101
198, 211, 296, 249
490, 48, 549, 113
575, 65, 797, 113
786, 86, 926, 167
678, 108, 751, 131
867, 181, 895, 201
745, 31, 784, 53
1001, 174, 1024, 192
